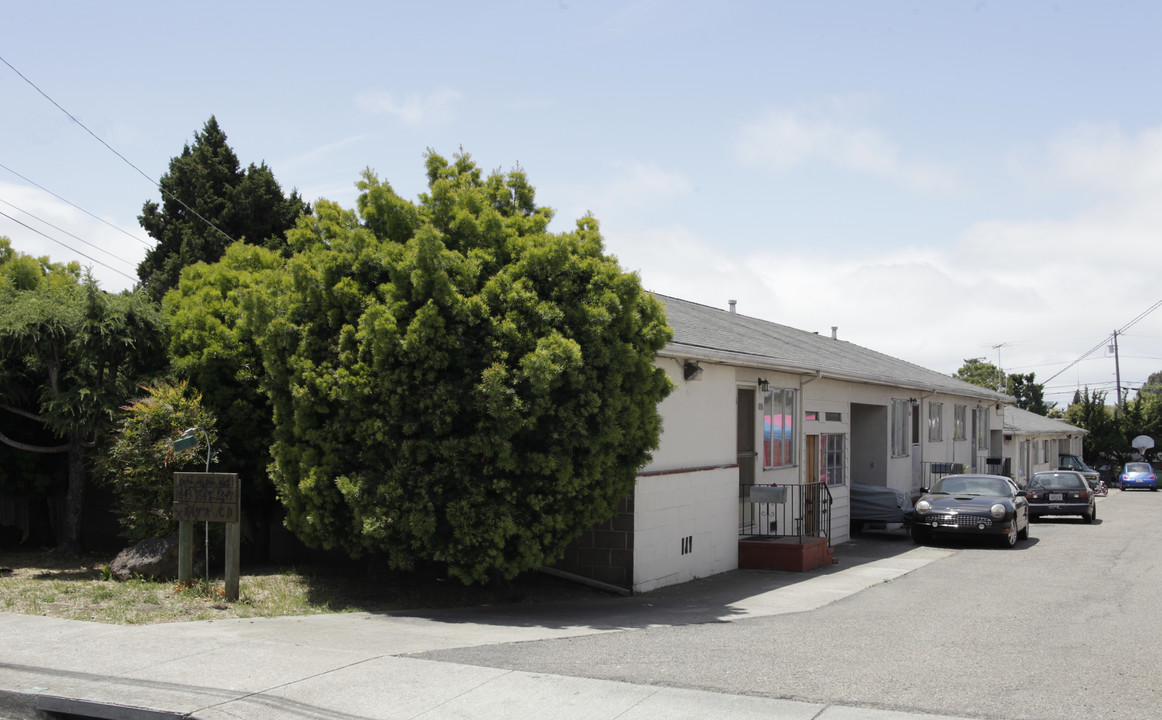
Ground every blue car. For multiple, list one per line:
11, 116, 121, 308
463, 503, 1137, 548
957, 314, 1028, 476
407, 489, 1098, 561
1120, 462, 1158, 491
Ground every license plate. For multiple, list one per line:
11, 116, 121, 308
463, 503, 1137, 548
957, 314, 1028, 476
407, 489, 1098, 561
1049, 493, 1064, 501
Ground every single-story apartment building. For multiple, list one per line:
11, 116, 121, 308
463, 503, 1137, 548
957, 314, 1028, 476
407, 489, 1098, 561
1002, 405, 1089, 486
556, 295, 1012, 593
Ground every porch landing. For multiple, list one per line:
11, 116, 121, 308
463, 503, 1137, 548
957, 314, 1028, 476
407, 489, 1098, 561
738, 536, 834, 572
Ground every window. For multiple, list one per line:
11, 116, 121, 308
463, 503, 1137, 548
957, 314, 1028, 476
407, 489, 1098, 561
825, 411, 842, 422
763, 387, 796, 468
954, 405, 967, 441
805, 411, 819, 421
821, 434, 845, 486
891, 399, 910, 457
977, 407, 990, 450
1043, 440, 1049, 464
928, 402, 943, 442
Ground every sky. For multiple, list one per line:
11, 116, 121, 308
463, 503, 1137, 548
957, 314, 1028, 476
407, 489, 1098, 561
3, 1, 1161, 408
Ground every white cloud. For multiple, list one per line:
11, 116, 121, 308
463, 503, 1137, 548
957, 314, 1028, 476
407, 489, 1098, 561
550, 161, 693, 228
0, 181, 147, 291
279, 133, 372, 174
355, 88, 463, 126
735, 106, 958, 193
602, 121, 1162, 403
603, 162, 693, 208
1048, 121, 1162, 199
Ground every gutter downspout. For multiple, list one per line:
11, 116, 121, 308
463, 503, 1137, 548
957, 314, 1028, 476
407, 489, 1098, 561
918, 391, 935, 488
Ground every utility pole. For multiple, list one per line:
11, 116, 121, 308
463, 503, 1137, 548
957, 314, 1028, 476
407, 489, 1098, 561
1112, 330, 1123, 415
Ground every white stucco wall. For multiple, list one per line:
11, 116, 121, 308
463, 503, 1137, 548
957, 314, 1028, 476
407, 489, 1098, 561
631, 355, 1004, 592
633, 467, 738, 593
631, 362, 741, 592
644, 360, 736, 472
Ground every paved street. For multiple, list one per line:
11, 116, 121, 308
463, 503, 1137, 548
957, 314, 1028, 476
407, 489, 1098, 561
3, 488, 1158, 719
420, 490, 1162, 720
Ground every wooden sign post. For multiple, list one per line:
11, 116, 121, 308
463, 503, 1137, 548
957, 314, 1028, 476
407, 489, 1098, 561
173, 472, 241, 601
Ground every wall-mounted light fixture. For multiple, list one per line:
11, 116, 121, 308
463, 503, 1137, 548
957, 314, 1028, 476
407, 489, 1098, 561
909, 397, 919, 407
683, 361, 703, 381
757, 378, 769, 392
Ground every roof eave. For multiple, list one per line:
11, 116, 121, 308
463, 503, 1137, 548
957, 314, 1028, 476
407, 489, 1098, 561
662, 342, 1013, 403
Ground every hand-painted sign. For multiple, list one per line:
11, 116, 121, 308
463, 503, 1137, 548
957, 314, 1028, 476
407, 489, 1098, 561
173, 472, 240, 523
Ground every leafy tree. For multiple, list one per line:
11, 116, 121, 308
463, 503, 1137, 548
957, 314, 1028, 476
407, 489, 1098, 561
1137, 370, 1162, 402
1005, 372, 1049, 415
137, 116, 309, 301
1066, 388, 1126, 470
0, 244, 168, 555
953, 360, 1048, 415
0, 239, 71, 533
163, 242, 286, 558
953, 358, 1005, 391
95, 380, 217, 542
249, 152, 674, 584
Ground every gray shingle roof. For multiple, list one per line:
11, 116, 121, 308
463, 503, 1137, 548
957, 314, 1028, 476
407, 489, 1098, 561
655, 293, 1010, 402
1004, 405, 1087, 436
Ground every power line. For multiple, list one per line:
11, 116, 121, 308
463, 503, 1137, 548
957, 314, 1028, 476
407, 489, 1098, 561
1041, 299, 1162, 385
0, 209, 137, 283
0, 162, 152, 248
0, 53, 237, 249
0, 196, 137, 272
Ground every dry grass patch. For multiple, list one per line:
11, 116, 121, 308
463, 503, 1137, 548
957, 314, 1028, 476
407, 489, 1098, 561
0, 548, 614, 625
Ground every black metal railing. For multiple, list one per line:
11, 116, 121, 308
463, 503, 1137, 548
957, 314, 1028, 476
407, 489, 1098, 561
920, 461, 966, 488
740, 481, 833, 542
984, 457, 1012, 479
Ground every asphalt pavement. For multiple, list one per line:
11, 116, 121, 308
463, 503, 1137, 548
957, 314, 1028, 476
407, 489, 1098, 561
1, 529, 990, 720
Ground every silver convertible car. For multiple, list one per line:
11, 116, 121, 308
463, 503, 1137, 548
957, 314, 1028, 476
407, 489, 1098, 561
911, 474, 1031, 548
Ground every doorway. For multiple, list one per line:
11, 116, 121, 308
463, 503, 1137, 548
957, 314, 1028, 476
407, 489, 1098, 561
738, 388, 755, 532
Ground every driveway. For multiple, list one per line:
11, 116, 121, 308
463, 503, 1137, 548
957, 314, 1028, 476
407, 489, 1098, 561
417, 491, 1162, 720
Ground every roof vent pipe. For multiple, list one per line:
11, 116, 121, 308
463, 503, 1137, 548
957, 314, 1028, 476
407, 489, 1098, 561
831, 326, 838, 340
729, 300, 737, 314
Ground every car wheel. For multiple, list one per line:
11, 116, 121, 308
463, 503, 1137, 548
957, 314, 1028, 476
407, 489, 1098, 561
911, 524, 931, 545
1083, 505, 1095, 524
1018, 514, 1029, 540
1000, 520, 1018, 548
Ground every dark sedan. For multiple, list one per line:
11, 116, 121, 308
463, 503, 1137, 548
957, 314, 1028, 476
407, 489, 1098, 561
911, 474, 1030, 548
1026, 470, 1095, 523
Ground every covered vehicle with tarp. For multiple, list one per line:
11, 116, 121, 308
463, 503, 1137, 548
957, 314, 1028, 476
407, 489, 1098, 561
850, 482, 913, 532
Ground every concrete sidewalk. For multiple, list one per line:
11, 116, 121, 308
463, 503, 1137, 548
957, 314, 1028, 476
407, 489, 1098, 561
1, 535, 970, 720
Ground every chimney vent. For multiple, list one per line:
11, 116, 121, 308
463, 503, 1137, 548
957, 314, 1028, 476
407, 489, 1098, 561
728, 300, 737, 314
831, 326, 838, 340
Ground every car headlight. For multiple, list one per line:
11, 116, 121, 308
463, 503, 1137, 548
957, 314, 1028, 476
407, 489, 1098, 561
990, 503, 1006, 519
915, 500, 931, 515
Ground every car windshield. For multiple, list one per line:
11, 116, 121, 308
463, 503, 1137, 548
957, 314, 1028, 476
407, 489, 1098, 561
932, 476, 1011, 497
1031, 473, 1084, 489
1126, 463, 1152, 474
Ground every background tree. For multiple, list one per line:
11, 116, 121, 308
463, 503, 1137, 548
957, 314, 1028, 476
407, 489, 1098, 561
1005, 372, 1049, 415
953, 359, 1049, 415
0, 244, 168, 554
953, 358, 1005, 391
1066, 388, 1126, 470
136, 116, 309, 301
163, 242, 285, 558
1136, 370, 1162, 402
95, 380, 216, 542
0, 239, 71, 543
249, 152, 674, 584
